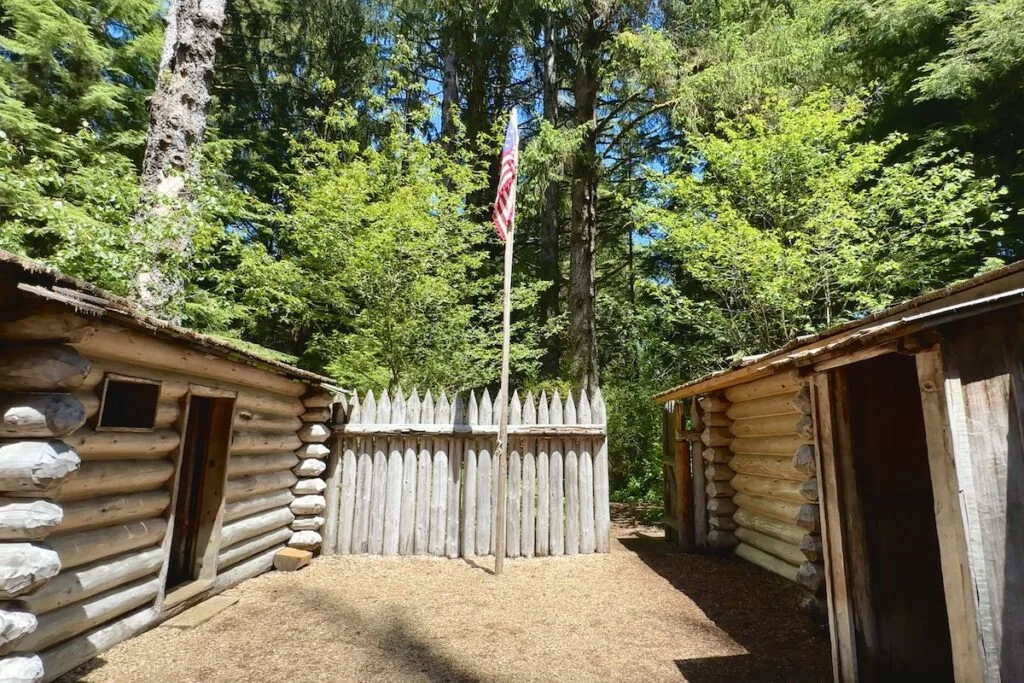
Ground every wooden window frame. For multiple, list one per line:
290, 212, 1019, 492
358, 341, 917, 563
95, 373, 163, 433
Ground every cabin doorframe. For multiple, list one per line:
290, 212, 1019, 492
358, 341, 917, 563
156, 385, 237, 609
813, 351, 985, 683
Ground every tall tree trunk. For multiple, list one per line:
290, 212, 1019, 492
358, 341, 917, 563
539, 14, 562, 377
569, 16, 601, 392
440, 36, 459, 144
136, 0, 227, 314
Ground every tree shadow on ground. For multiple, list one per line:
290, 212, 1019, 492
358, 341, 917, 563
618, 533, 832, 683
293, 584, 483, 682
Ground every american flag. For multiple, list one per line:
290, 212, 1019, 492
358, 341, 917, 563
492, 109, 519, 241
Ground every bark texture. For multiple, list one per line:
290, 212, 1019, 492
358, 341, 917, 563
540, 14, 562, 377
136, 0, 227, 312
569, 6, 602, 392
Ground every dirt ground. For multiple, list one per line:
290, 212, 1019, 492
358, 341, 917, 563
64, 514, 832, 682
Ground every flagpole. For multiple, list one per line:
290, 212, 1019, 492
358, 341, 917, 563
494, 217, 514, 576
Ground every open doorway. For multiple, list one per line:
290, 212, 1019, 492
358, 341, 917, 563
165, 394, 234, 598
838, 353, 954, 681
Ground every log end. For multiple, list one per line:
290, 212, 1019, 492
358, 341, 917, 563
288, 530, 322, 551
796, 561, 825, 592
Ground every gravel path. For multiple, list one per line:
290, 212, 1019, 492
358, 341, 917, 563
64, 526, 831, 682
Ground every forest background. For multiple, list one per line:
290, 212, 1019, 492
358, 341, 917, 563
2, 0, 1021, 503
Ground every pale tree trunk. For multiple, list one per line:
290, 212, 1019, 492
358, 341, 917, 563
136, 0, 227, 314
569, 11, 601, 393
539, 14, 562, 377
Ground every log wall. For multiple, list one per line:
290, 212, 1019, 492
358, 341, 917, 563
0, 310, 328, 681
696, 372, 824, 591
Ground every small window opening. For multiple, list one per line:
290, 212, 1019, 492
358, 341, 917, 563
98, 376, 161, 431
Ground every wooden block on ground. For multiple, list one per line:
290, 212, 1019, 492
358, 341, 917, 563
273, 547, 311, 572
161, 596, 239, 629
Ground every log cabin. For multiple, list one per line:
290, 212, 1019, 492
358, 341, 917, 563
656, 261, 1024, 682
0, 251, 338, 681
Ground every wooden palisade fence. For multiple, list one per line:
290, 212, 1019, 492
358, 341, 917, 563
323, 388, 610, 558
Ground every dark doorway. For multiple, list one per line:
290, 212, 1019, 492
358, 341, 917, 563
842, 354, 954, 681
166, 395, 234, 592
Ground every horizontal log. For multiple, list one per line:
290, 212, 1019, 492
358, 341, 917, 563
228, 452, 298, 478
58, 491, 170, 533
288, 530, 322, 550
797, 561, 825, 592
218, 527, 293, 570
301, 390, 335, 408
0, 543, 61, 599
296, 443, 330, 460
39, 606, 160, 681
733, 493, 803, 524
0, 394, 85, 438
55, 460, 174, 501
49, 518, 167, 569
706, 481, 735, 498
792, 444, 816, 476
704, 463, 733, 482
725, 391, 805, 421
300, 407, 331, 423
0, 440, 80, 494
233, 411, 302, 434
0, 307, 96, 343
800, 535, 824, 562
81, 362, 188, 398
18, 547, 164, 615
735, 542, 800, 583
729, 454, 804, 481
336, 424, 606, 437
724, 371, 802, 403
729, 413, 810, 439
0, 498, 63, 541
800, 477, 819, 502
0, 345, 90, 392
221, 507, 294, 548
64, 428, 180, 460
0, 654, 43, 682
702, 413, 732, 428
706, 529, 738, 549
735, 527, 805, 566
17, 576, 160, 652
0, 607, 37, 656
796, 504, 820, 532
292, 459, 326, 477
235, 391, 305, 417
697, 395, 729, 412
291, 515, 325, 531
225, 471, 297, 502
212, 546, 277, 592
292, 478, 326, 495
708, 516, 737, 531
733, 508, 806, 546
290, 495, 325, 515
297, 423, 330, 443
730, 434, 809, 456
737, 473, 806, 505
702, 447, 731, 464
701, 427, 732, 447
223, 490, 294, 523
707, 498, 737, 515
231, 431, 302, 455
76, 323, 305, 397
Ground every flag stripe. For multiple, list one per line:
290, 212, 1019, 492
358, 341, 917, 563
493, 110, 519, 241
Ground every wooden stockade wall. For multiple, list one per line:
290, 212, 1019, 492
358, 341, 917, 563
325, 388, 610, 558
0, 296, 330, 681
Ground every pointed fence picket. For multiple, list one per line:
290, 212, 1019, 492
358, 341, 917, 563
328, 386, 609, 559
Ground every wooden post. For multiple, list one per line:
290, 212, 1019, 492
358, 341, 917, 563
661, 400, 677, 545
690, 400, 708, 550
673, 401, 694, 551
494, 213, 515, 575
